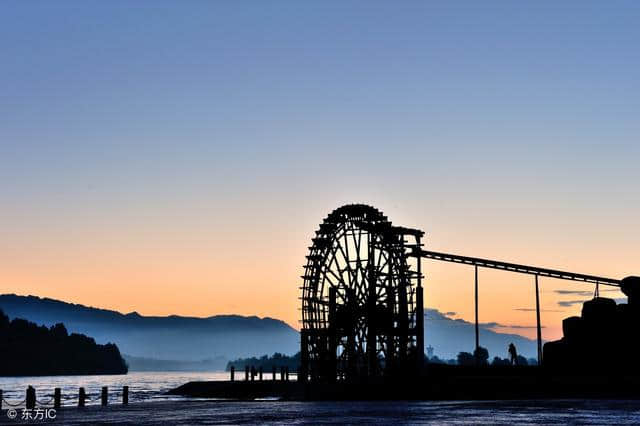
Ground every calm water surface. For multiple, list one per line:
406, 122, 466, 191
1, 373, 640, 424
0, 371, 233, 406
2, 399, 640, 425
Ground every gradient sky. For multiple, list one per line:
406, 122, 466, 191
2, 1, 639, 343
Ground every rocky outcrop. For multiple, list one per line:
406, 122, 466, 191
543, 276, 640, 373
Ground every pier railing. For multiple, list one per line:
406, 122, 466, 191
229, 365, 292, 382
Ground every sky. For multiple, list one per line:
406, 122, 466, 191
1, 1, 639, 342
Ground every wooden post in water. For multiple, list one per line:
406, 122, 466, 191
122, 386, 129, 405
259, 366, 263, 381
245, 365, 249, 381
26, 386, 36, 410
272, 366, 276, 381
54, 388, 61, 409
285, 366, 289, 381
230, 366, 235, 381
78, 387, 86, 407
251, 366, 256, 381
101, 386, 108, 406
0, 389, 3, 410
280, 366, 285, 381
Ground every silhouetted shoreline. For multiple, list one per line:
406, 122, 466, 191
168, 365, 640, 400
0, 310, 127, 377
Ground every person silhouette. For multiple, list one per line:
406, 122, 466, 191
508, 343, 518, 365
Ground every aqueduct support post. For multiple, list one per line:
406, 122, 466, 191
535, 275, 542, 364
475, 265, 479, 359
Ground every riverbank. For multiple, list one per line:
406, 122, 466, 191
2, 399, 640, 425
168, 366, 640, 401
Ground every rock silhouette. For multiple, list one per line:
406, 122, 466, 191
543, 276, 640, 373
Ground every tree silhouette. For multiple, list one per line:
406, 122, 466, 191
474, 346, 489, 366
0, 309, 127, 376
457, 352, 475, 366
491, 356, 511, 366
226, 352, 300, 372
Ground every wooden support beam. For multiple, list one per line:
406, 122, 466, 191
367, 233, 377, 376
328, 287, 337, 383
417, 249, 620, 287
535, 275, 543, 364
475, 265, 479, 360
415, 235, 424, 368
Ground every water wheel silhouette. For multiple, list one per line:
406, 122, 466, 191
300, 204, 424, 381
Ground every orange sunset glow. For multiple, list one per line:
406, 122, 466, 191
3, 191, 634, 343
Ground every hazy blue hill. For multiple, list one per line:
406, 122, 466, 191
0, 294, 299, 363
123, 354, 228, 371
425, 309, 538, 360
0, 309, 127, 376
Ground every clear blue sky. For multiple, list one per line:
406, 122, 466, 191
2, 1, 639, 199
1, 1, 638, 336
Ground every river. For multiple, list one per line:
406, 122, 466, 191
1, 372, 640, 424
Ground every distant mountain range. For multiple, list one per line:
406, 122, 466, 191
122, 354, 228, 371
0, 294, 299, 367
0, 294, 536, 370
424, 308, 537, 360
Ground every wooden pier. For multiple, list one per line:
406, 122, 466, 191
168, 365, 640, 401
